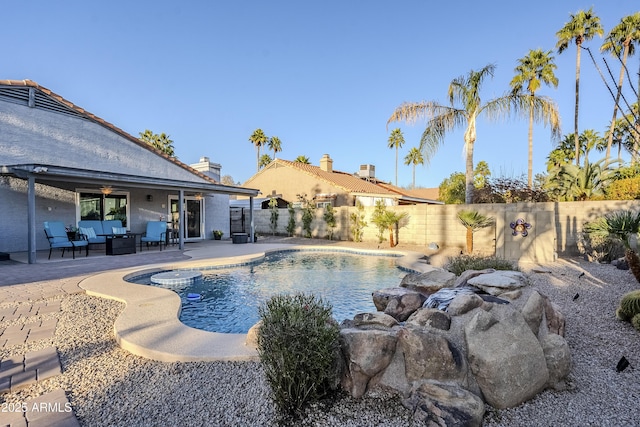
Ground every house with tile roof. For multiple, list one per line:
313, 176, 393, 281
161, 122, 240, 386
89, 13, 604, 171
0, 79, 259, 262
241, 154, 441, 208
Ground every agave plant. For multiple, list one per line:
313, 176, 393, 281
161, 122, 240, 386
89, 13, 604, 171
584, 210, 640, 283
457, 210, 495, 254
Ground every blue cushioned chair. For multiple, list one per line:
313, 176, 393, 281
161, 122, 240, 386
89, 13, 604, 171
140, 221, 167, 251
44, 221, 89, 259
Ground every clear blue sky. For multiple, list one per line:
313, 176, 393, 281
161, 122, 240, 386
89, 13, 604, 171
5, 1, 638, 188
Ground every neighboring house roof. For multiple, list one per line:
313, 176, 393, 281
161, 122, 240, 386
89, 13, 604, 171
247, 159, 441, 204
376, 182, 441, 203
0, 79, 251, 193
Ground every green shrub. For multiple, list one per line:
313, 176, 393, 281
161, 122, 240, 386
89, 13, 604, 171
446, 254, 518, 276
286, 203, 296, 236
349, 201, 367, 242
257, 293, 341, 416
605, 176, 640, 200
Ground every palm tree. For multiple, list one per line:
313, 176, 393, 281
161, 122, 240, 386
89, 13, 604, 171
388, 63, 558, 204
579, 129, 606, 165
584, 210, 640, 283
601, 13, 640, 161
294, 155, 310, 164
387, 128, 405, 186
510, 49, 561, 188
259, 154, 272, 169
545, 157, 619, 201
138, 129, 175, 157
404, 147, 424, 189
457, 210, 494, 254
268, 136, 282, 159
249, 128, 268, 172
556, 7, 604, 166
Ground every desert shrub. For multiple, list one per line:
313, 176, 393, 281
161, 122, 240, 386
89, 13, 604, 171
605, 176, 640, 200
286, 203, 296, 236
269, 198, 279, 235
446, 254, 518, 276
578, 228, 625, 263
349, 201, 367, 242
323, 204, 337, 240
257, 293, 341, 416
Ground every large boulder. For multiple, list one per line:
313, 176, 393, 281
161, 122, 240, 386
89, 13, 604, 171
403, 382, 485, 427
466, 271, 528, 296
464, 305, 549, 409
340, 328, 398, 398
541, 333, 572, 390
372, 287, 426, 321
400, 268, 457, 295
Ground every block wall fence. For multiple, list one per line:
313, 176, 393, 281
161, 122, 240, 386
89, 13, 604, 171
247, 200, 640, 263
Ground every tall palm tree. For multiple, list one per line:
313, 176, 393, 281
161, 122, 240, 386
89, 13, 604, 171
601, 13, 640, 161
294, 155, 310, 164
510, 49, 561, 188
546, 134, 577, 170
268, 136, 282, 159
249, 128, 268, 172
556, 7, 604, 166
388, 63, 558, 204
404, 147, 424, 189
579, 129, 606, 165
259, 154, 273, 169
387, 128, 405, 186
139, 129, 175, 157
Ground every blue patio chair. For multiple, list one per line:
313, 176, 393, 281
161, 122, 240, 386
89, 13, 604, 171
44, 221, 89, 259
140, 221, 167, 251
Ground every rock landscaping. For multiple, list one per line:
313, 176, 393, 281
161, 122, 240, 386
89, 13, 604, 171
340, 266, 571, 426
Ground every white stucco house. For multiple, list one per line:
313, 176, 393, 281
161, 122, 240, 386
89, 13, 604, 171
0, 79, 259, 263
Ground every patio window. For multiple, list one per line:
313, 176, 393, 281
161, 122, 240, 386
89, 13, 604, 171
79, 192, 129, 226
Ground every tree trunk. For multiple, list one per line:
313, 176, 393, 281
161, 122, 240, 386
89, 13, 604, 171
388, 226, 395, 248
528, 96, 534, 188
464, 128, 476, 204
466, 227, 473, 254
605, 43, 630, 162
574, 39, 582, 166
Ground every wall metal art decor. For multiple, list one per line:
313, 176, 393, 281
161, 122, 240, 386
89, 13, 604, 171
510, 218, 532, 237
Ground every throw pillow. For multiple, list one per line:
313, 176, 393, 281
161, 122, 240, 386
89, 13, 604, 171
112, 227, 127, 235
80, 227, 97, 239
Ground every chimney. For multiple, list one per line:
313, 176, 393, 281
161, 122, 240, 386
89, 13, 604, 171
320, 154, 333, 172
190, 156, 222, 182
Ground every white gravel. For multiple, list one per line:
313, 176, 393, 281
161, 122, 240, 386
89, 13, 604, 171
1, 256, 639, 426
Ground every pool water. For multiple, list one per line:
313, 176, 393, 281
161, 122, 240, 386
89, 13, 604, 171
140, 251, 407, 333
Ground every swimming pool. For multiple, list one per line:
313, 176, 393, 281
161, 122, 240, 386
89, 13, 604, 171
133, 250, 408, 333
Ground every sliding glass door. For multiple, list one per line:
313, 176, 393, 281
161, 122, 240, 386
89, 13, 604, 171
169, 196, 204, 241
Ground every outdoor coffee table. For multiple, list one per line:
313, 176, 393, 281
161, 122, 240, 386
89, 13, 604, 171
106, 234, 138, 255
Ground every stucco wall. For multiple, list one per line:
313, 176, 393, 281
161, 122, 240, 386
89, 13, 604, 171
249, 200, 640, 262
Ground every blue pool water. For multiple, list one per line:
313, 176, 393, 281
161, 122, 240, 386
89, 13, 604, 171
134, 250, 408, 333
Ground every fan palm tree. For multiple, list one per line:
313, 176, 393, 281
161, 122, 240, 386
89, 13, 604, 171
268, 136, 282, 159
510, 49, 561, 188
387, 128, 405, 186
579, 129, 606, 165
601, 13, 640, 161
139, 129, 175, 157
388, 63, 558, 204
294, 155, 310, 164
546, 158, 619, 201
249, 128, 268, 172
404, 147, 424, 189
457, 210, 494, 254
556, 7, 604, 166
259, 154, 272, 169
584, 210, 640, 283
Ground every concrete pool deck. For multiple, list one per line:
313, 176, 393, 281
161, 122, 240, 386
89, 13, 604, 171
78, 241, 433, 362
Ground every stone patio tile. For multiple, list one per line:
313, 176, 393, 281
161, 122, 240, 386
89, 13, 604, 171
26, 329, 55, 343
39, 318, 59, 330
3, 335, 29, 348
36, 364, 62, 381
1, 325, 25, 336
37, 302, 62, 315
13, 304, 33, 317
0, 411, 28, 427
24, 348, 58, 368
0, 375, 10, 393
0, 306, 16, 320
9, 369, 37, 391
0, 356, 24, 376
25, 389, 77, 426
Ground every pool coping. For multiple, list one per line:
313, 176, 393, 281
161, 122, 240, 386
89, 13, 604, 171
79, 244, 433, 362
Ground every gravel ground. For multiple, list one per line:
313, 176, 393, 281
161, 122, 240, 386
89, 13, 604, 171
1, 250, 639, 426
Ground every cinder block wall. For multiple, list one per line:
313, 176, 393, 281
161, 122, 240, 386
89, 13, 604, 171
249, 200, 640, 262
